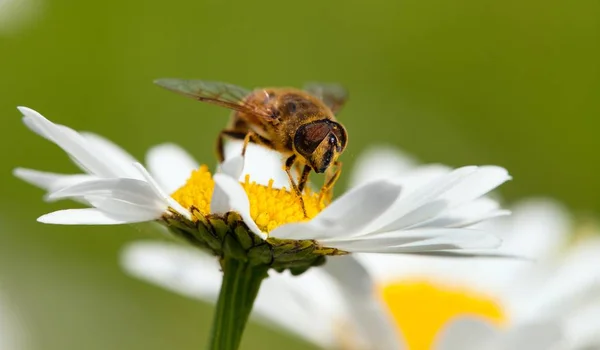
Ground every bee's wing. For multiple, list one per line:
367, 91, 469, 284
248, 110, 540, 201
303, 82, 348, 115
154, 79, 273, 119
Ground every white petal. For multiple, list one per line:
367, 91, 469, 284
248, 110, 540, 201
256, 270, 342, 348
512, 237, 600, 322
413, 197, 505, 229
212, 156, 246, 220
436, 317, 498, 350
369, 166, 479, 233
13, 167, 96, 194
490, 199, 571, 259
488, 321, 563, 350
120, 241, 222, 300
80, 132, 142, 179
132, 163, 190, 219
322, 256, 403, 349
564, 301, 600, 348
18, 107, 117, 177
145, 143, 199, 194
373, 199, 451, 231
47, 177, 167, 222
225, 141, 290, 188
212, 174, 266, 239
38, 208, 129, 225
219, 155, 245, 179
437, 319, 565, 350
437, 166, 511, 208
326, 229, 501, 253
371, 166, 510, 233
348, 145, 418, 188
270, 181, 401, 240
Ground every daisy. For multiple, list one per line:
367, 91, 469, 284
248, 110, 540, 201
14, 107, 512, 262
15, 107, 510, 349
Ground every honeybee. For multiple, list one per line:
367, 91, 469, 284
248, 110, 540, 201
154, 79, 348, 209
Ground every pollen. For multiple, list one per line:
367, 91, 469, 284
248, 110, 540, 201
380, 280, 507, 350
170, 166, 326, 233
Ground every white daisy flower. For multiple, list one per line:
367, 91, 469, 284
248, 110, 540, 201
15, 107, 511, 263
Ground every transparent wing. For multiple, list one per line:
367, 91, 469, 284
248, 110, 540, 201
154, 79, 272, 119
303, 82, 348, 114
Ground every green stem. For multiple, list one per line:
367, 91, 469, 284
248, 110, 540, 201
207, 258, 269, 350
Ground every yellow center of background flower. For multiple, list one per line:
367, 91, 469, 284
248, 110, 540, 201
380, 280, 507, 350
170, 165, 325, 232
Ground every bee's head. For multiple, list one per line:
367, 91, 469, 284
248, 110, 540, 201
293, 120, 347, 173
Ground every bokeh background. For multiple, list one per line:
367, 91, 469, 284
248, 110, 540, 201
1, 0, 599, 348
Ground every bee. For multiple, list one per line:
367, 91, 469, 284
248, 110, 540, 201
154, 79, 348, 210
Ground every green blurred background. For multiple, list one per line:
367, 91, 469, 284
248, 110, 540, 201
0, 0, 598, 348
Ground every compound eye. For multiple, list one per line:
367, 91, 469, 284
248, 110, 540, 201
294, 121, 330, 157
330, 122, 347, 150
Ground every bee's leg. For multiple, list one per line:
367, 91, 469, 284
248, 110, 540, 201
320, 161, 342, 203
297, 165, 312, 193
216, 129, 247, 162
241, 131, 273, 157
284, 155, 300, 193
285, 155, 308, 217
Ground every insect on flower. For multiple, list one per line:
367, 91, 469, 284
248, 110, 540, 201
154, 79, 349, 213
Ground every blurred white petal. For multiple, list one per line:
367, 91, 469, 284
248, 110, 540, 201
323, 256, 402, 349
349, 145, 418, 188
121, 241, 222, 300
486, 321, 563, 350
436, 317, 498, 350
146, 143, 199, 194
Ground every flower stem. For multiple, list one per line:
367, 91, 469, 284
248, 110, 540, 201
207, 258, 269, 350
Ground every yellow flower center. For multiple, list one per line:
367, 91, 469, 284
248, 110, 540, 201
380, 280, 507, 350
170, 165, 326, 232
